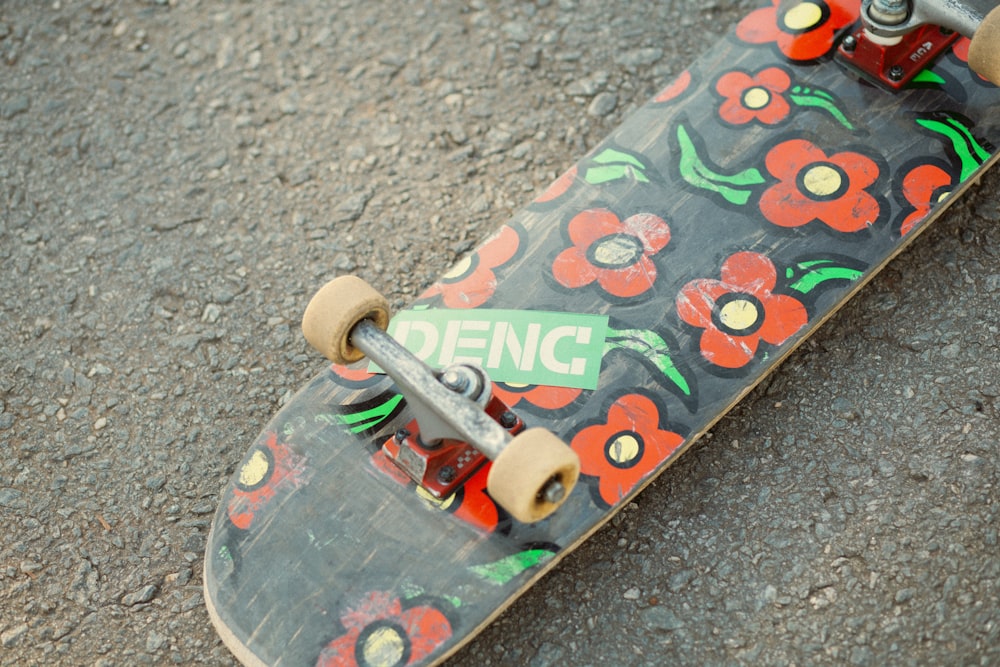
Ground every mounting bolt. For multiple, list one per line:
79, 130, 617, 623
499, 411, 518, 429
841, 35, 857, 52
437, 466, 457, 483
394, 429, 410, 442
868, 0, 908, 26
888, 65, 904, 81
440, 368, 470, 393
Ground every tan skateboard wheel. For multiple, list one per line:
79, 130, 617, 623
487, 428, 580, 523
301, 276, 390, 364
969, 5, 1000, 86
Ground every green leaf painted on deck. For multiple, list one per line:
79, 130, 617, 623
916, 115, 990, 182
785, 259, 864, 294
676, 124, 764, 206
469, 549, 555, 585
605, 327, 691, 396
583, 147, 652, 185
789, 85, 854, 130
912, 70, 947, 85
323, 394, 404, 433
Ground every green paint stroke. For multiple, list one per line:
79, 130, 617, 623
789, 85, 854, 130
911, 70, 947, 86
584, 147, 651, 185
785, 259, 863, 294
282, 416, 306, 438
676, 124, 764, 206
470, 549, 554, 585
321, 394, 404, 433
400, 582, 425, 599
917, 115, 991, 182
604, 327, 691, 396
401, 583, 462, 608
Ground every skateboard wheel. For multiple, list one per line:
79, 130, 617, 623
302, 276, 390, 364
970, 5, 1000, 86
487, 428, 580, 523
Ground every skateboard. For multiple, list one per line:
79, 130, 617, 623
205, 1, 1000, 665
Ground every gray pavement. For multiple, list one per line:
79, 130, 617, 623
1, 0, 997, 665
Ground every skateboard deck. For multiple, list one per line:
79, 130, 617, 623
205, 1, 1000, 665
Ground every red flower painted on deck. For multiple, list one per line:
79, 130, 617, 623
899, 163, 953, 236
953, 37, 970, 63
535, 165, 577, 204
654, 69, 692, 103
736, 0, 858, 61
552, 208, 671, 299
441, 464, 499, 531
951, 38, 993, 84
677, 252, 808, 369
226, 433, 310, 530
492, 383, 582, 412
759, 139, 881, 233
330, 363, 380, 386
420, 225, 520, 308
570, 393, 684, 508
316, 591, 452, 667
716, 67, 791, 125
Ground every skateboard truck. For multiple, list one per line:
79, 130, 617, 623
836, 0, 1000, 89
367, 351, 524, 501
301, 276, 580, 523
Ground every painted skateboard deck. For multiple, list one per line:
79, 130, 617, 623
205, 1, 1000, 665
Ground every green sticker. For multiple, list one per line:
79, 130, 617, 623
373, 309, 610, 390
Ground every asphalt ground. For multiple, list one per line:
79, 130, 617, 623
1, 1, 998, 665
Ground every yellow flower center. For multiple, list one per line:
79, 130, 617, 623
802, 164, 843, 198
742, 87, 771, 110
238, 450, 270, 487
592, 235, 642, 268
608, 434, 641, 466
442, 256, 472, 280
416, 486, 455, 510
362, 626, 406, 667
719, 298, 760, 332
783, 2, 824, 31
